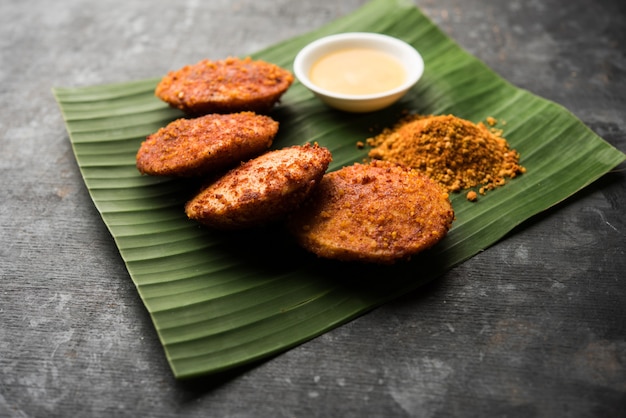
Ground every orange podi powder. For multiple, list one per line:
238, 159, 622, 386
367, 114, 526, 201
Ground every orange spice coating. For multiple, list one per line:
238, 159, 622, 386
185, 144, 332, 229
136, 112, 278, 177
155, 57, 294, 115
367, 114, 526, 196
287, 160, 454, 264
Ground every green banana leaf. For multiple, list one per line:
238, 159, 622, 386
53, 0, 625, 379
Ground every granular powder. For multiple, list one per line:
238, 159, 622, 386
367, 114, 525, 199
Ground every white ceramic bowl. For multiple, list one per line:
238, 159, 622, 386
293, 32, 424, 113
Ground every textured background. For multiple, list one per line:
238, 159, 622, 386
1, 0, 625, 417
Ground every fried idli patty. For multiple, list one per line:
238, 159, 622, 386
136, 112, 278, 177
155, 57, 294, 115
185, 144, 332, 229
287, 160, 455, 264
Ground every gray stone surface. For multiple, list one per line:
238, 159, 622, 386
1, 0, 625, 417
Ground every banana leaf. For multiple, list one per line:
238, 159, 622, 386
53, 0, 625, 379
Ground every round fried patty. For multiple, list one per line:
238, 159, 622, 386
185, 144, 332, 229
136, 112, 278, 177
287, 160, 455, 264
155, 57, 294, 115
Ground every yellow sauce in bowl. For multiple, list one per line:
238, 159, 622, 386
309, 48, 407, 96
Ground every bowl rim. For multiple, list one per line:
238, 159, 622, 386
293, 32, 424, 101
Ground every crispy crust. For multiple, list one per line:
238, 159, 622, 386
185, 144, 332, 229
155, 57, 294, 115
287, 160, 455, 264
136, 112, 278, 177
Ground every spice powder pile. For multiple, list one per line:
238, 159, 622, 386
367, 114, 526, 200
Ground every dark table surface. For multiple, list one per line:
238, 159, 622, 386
1, 0, 625, 417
